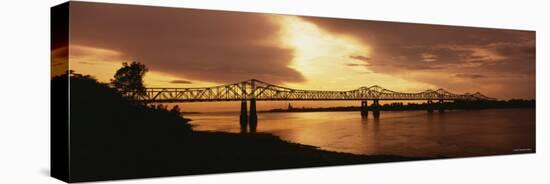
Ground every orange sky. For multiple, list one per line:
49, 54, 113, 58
52, 2, 535, 112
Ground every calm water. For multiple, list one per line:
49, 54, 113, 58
187, 109, 535, 157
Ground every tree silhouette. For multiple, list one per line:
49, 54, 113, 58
170, 105, 182, 116
111, 62, 148, 100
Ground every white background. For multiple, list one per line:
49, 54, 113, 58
0, 0, 547, 183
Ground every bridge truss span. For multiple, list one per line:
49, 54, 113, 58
139, 79, 496, 103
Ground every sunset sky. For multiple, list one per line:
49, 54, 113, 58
52, 2, 535, 112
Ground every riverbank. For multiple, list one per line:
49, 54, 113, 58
173, 130, 425, 175
73, 121, 427, 182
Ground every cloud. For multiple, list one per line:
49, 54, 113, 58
349, 55, 371, 61
78, 61, 96, 65
303, 17, 534, 71
170, 80, 192, 84
302, 17, 535, 99
455, 73, 487, 79
69, 2, 304, 84
421, 53, 438, 62
346, 63, 364, 67
349, 57, 443, 70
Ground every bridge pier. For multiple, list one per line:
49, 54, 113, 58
372, 99, 380, 119
360, 100, 368, 118
249, 99, 258, 133
427, 100, 434, 113
239, 100, 248, 133
438, 99, 445, 112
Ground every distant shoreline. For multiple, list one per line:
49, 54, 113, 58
187, 107, 535, 114
260, 106, 535, 113
260, 100, 535, 113
181, 111, 201, 114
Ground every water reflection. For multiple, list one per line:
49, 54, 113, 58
188, 109, 535, 157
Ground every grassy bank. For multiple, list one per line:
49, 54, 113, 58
53, 73, 423, 182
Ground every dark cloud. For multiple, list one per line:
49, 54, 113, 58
78, 61, 96, 65
170, 80, 192, 84
349, 55, 370, 61
455, 73, 487, 79
349, 58, 444, 70
346, 63, 370, 67
304, 17, 535, 99
69, 2, 304, 84
397, 64, 445, 70
347, 63, 360, 67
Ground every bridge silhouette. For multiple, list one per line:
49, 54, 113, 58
139, 79, 495, 133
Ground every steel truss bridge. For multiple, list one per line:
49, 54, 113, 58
138, 79, 495, 133
139, 79, 494, 102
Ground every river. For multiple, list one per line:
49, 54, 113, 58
186, 108, 535, 158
